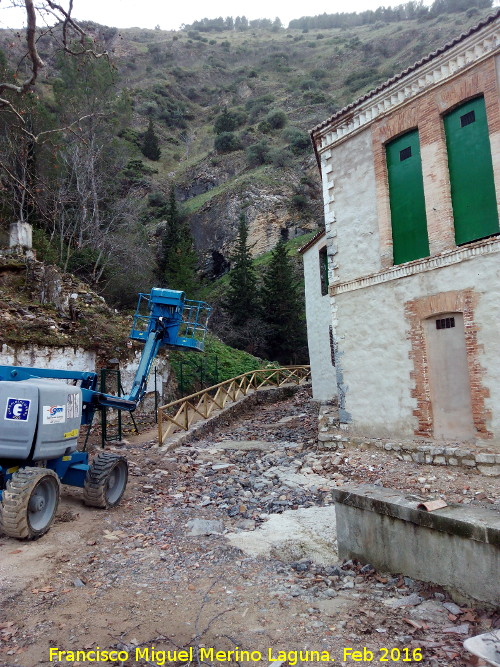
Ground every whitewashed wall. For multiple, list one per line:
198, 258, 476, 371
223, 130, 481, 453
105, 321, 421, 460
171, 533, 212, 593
302, 240, 337, 402
0, 344, 170, 412
324, 130, 381, 283
334, 252, 500, 443
1, 344, 96, 373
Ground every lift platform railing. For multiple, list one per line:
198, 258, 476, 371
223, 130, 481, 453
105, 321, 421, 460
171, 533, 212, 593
129, 289, 211, 352
157, 365, 311, 445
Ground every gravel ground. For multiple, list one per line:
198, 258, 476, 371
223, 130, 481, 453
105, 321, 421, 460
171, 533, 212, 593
0, 387, 498, 667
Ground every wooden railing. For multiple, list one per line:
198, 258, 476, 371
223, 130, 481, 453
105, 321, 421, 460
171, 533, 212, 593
157, 365, 311, 446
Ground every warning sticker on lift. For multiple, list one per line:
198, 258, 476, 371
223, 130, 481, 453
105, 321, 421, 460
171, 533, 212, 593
66, 393, 80, 420
43, 405, 66, 424
5, 398, 31, 421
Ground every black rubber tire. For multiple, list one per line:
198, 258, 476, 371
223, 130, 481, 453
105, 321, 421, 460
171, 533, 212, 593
0, 467, 60, 540
83, 453, 128, 509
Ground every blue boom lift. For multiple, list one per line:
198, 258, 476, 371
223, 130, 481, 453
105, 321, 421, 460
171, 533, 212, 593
0, 288, 211, 540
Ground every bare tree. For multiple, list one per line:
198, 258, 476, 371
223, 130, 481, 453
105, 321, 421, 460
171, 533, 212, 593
0, 0, 107, 125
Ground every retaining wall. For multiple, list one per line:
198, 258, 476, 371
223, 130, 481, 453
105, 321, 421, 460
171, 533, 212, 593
332, 484, 500, 605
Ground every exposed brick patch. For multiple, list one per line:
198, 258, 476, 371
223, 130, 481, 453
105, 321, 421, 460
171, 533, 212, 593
404, 289, 492, 439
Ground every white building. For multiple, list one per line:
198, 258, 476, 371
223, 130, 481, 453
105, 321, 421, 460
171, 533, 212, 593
299, 230, 337, 402
306, 11, 500, 451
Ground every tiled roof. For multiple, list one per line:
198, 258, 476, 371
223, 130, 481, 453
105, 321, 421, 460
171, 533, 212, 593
310, 8, 500, 137
298, 229, 326, 254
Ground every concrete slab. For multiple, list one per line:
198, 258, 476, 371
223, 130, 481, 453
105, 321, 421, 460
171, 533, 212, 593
265, 465, 338, 491
464, 630, 500, 667
314, 596, 358, 616
226, 506, 337, 564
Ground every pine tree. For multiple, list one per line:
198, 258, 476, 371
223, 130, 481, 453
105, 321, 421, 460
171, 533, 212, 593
260, 239, 308, 365
142, 118, 161, 161
224, 213, 259, 326
158, 187, 199, 296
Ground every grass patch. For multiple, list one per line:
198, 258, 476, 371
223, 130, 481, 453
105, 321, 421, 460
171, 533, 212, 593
168, 332, 265, 396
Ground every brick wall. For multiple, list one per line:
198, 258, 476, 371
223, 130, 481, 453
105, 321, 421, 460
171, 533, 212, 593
404, 289, 492, 439
371, 57, 500, 268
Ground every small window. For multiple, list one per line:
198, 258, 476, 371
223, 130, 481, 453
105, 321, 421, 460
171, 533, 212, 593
460, 110, 475, 128
436, 317, 455, 330
319, 246, 328, 296
399, 146, 412, 161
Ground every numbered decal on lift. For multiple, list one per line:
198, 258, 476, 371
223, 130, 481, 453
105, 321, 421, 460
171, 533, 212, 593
43, 405, 66, 424
5, 398, 31, 421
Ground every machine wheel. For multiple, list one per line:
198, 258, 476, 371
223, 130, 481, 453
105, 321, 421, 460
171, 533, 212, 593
0, 467, 60, 540
83, 453, 128, 509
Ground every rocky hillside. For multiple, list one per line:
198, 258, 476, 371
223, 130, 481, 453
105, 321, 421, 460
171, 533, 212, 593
0, 251, 131, 354
99, 6, 496, 270
0, 5, 495, 283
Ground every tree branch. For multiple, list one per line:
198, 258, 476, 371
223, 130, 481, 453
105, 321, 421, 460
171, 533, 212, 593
0, 0, 108, 123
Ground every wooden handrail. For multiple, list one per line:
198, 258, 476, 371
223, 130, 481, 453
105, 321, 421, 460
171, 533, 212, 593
157, 365, 311, 445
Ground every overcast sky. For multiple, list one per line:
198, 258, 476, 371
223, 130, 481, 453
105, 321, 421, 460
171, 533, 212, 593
2, 0, 434, 31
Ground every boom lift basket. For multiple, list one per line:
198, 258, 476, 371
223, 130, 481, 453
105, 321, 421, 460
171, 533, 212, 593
129, 288, 211, 351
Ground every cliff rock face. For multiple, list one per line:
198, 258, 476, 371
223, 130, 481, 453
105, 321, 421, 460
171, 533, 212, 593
175, 156, 322, 276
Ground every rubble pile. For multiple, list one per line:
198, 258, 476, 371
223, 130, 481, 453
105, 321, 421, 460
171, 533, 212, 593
0, 388, 499, 667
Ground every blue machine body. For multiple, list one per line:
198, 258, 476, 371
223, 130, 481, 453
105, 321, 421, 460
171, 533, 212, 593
0, 288, 211, 495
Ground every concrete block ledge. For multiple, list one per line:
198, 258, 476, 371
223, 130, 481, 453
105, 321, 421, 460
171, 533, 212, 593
332, 484, 500, 605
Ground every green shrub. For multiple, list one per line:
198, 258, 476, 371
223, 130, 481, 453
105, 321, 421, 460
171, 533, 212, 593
32, 228, 60, 266
268, 147, 293, 168
305, 91, 331, 105
148, 192, 167, 207
245, 94, 275, 122
265, 109, 287, 129
311, 68, 327, 80
257, 120, 271, 134
246, 140, 271, 167
214, 108, 247, 134
67, 247, 102, 283
291, 193, 308, 210
214, 132, 242, 153
118, 127, 142, 147
344, 67, 379, 92
283, 127, 311, 155
300, 79, 318, 91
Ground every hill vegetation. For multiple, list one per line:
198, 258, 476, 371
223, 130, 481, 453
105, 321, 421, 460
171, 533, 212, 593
0, 0, 495, 363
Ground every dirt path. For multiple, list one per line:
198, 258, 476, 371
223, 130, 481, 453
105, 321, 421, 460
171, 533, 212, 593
0, 388, 498, 667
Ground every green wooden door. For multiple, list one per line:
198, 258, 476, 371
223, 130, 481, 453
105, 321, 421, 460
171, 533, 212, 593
386, 130, 430, 264
444, 97, 499, 245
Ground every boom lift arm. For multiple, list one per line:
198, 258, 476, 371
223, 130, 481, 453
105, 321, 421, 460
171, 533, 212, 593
0, 288, 211, 540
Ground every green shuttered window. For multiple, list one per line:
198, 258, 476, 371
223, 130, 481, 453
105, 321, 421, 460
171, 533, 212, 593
444, 96, 499, 245
319, 246, 328, 296
386, 129, 430, 265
